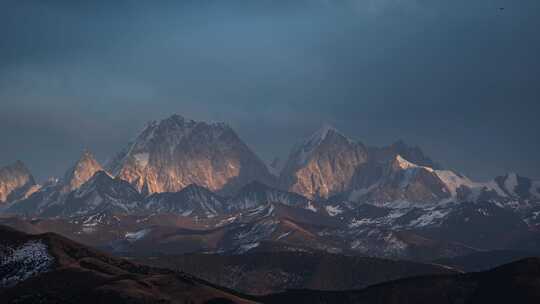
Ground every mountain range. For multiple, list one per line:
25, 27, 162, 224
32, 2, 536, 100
1, 114, 540, 262
2, 114, 540, 303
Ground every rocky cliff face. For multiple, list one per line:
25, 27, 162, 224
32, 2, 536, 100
279, 125, 368, 200
278, 126, 480, 205
62, 151, 104, 193
108, 114, 275, 196
0, 161, 36, 204
353, 155, 451, 206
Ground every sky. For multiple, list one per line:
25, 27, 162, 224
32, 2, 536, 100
0, 0, 539, 181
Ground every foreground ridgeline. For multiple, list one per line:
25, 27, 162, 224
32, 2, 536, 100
260, 257, 540, 304
1, 115, 540, 304
0, 225, 254, 303
2, 225, 540, 304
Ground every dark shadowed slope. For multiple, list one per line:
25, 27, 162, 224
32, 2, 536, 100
136, 251, 457, 296
434, 249, 540, 272
0, 225, 254, 304
260, 257, 540, 304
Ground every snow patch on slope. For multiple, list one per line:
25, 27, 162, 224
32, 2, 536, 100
395, 155, 433, 172
434, 170, 475, 196
325, 205, 344, 216
409, 209, 451, 227
306, 201, 318, 212
0, 240, 54, 288
125, 229, 151, 242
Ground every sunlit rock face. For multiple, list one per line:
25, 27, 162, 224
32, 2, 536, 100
62, 151, 104, 193
279, 125, 369, 200
0, 161, 36, 204
108, 114, 275, 195
278, 126, 450, 203
356, 155, 451, 206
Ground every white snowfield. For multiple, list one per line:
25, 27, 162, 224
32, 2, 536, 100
325, 205, 344, 217
125, 228, 151, 242
0, 240, 54, 288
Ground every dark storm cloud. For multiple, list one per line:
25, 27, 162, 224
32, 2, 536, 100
0, 0, 539, 181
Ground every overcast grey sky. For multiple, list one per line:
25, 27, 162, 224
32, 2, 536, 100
0, 0, 539, 181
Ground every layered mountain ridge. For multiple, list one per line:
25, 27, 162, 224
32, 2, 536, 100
1, 114, 539, 261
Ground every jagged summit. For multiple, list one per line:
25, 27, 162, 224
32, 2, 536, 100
306, 124, 341, 143
62, 150, 103, 193
369, 140, 440, 169
108, 114, 275, 195
280, 125, 368, 199
0, 160, 36, 203
298, 124, 350, 154
1, 160, 32, 174
289, 124, 357, 168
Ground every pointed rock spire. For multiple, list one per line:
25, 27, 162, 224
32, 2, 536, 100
0, 160, 36, 203
62, 150, 104, 193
